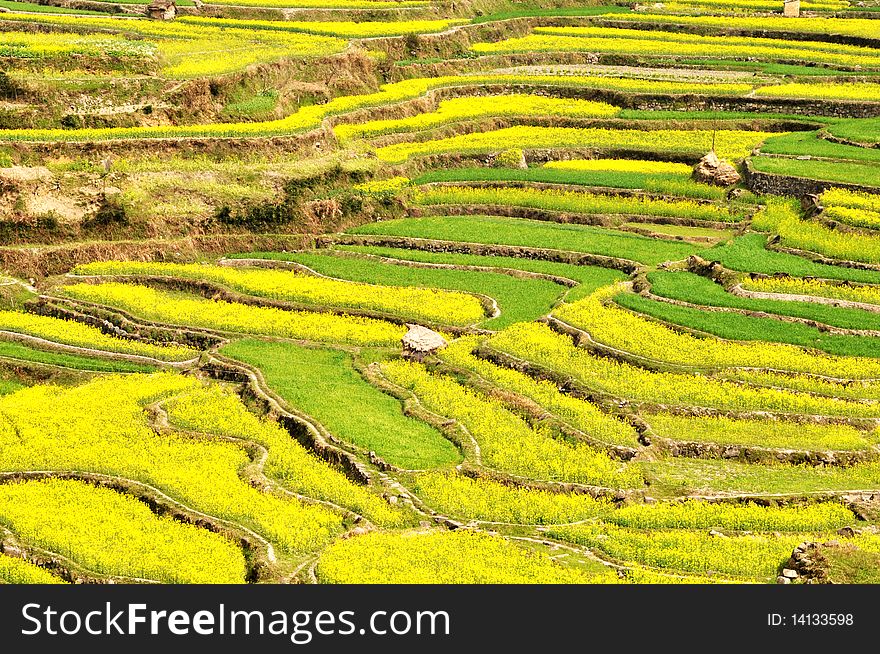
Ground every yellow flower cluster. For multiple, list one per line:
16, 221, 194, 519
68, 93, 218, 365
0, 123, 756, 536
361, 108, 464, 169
0, 373, 343, 553
740, 277, 880, 309
165, 384, 404, 526
0, 13, 345, 78
753, 198, 880, 265
608, 499, 853, 532
472, 26, 880, 69
334, 95, 619, 141
178, 17, 465, 38
645, 412, 878, 452
487, 322, 879, 417
0, 554, 65, 584
621, 14, 880, 40
411, 471, 612, 524
0, 30, 155, 60
440, 336, 640, 447
0, 310, 197, 362
74, 261, 486, 327
61, 282, 405, 347
0, 478, 247, 583
0, 74, 751, 143
378, 126, 775, 163
549, 522, 808, 580
380, 359, 645, 487
414, 185, 741, 222
554, 284, 880, 379
755, 83, 880, 102
317, 530, 618, 584
353, 176, 411, 197
544, 159, 693, 175
822, 188, 880, 214
824, 206, 880, 231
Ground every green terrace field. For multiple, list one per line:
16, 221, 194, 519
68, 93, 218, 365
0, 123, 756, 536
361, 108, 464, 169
0, 0, 879, 586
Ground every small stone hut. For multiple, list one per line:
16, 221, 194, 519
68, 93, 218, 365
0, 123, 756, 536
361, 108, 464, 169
147, 0, 176, 20
401, 324, 447, 361
783, 0, 800, 17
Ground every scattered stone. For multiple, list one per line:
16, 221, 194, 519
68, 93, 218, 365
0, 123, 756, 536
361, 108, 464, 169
836, 526, 857, 538
776, 575, 791, 584
782, 568, 798, 579
692, 151, 741, 187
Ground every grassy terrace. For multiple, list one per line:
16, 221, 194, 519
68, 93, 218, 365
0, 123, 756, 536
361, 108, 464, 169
5, 0, 880, 587
751, 157, 880, 188
347, 215, 707, 266
706, 234, 880, 284
614, 291, 880, 358
232, 251, 567, 329
220, 339, 460, 470
646, 271, 880, 332
330, 245, 629, 300
413, 166, 728, 201
760, 132, 880, 164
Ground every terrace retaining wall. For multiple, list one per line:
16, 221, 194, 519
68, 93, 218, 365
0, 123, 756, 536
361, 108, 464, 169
743, 159, 880, 198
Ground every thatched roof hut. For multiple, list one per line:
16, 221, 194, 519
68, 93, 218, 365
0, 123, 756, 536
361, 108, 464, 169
402, 324, 447, 361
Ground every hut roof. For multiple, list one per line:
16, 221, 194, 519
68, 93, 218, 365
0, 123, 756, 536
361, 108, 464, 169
402, 324, 447, 353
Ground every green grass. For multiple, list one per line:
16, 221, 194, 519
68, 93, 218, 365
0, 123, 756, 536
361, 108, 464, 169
643, 456, 880, 497
614, 291, 880, 358
0, 340, 157, 373
412, 167, 726, 200
827, 118, 880, 147
647, 270, 880, 332
821, 545, 880, 583
624, 223, 734, 240
239, 250, 566, 328
222, 90, 279, 119
706, 234, 880, 284
760, 131, 880, 164
220, 339, 460, 470
0, 0, 108, 12
751, 157, 880, 188
347, 215, 708, 266
329, 246, 628, 301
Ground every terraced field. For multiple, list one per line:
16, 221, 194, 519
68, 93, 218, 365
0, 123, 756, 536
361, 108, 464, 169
0, 0, 879, 586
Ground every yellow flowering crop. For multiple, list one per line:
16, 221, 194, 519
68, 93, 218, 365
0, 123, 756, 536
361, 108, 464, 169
473, 26, 880, 69
0, 554, 66, 584
61, 282, 405, 347
0, 478, 247, 583
334, 95, 619, 141
165, 384, 405, 526
740, 277, 880, 309
544, 159, 693, 175
0, 373, 343, 553
317, 530, 618, 584
378, 126, 775, 163
381, 359, 645, 487
487, 322, 880, 418
0, 310, 197, 362
414, 185, 742, 222
554, 285, 880, 379
74, 261, 486, 327
178, 17, 465, 38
